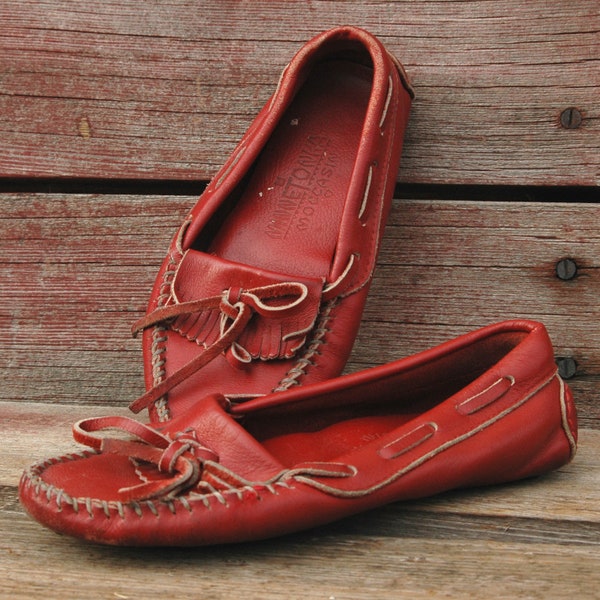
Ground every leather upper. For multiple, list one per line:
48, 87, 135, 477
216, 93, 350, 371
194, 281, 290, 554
137, 26, 414, 422
170, 251, 323, 361
19, 320, 577, 546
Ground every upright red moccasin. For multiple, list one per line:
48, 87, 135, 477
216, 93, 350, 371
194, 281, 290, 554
19, 320, 577, 546
132, 26, 414, 422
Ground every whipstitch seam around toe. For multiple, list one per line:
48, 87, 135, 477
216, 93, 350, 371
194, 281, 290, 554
21, 456, 352, 521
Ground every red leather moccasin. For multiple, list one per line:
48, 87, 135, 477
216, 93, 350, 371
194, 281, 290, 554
20, 320, 577, 546
132, 26, 414, 422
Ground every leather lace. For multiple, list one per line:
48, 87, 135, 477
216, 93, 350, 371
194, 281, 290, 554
72, 411, 356, 503
128, 282, 309, 414
73, 414, 219, 501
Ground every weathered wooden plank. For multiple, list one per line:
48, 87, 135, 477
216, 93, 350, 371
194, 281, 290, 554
1, 395, 599, 599
1, 0, 598, 184
1, 508, 598, 599
0, 401, 129, 484
2, 512, 599, 599
2, 193, 598, 425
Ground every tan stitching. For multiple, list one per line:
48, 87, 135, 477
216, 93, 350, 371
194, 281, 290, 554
333, 71, 400, 303
178, 496, 192, 512
155, 399, 169, 423
150, 327, 168, 384
295, 371, 560, 499
214, 145, 247, 190
175, 217, 192, 255
358, 164, 373, 220
323, 255, 357, 296
557, 376, 577, 458
389, 53, 415, 99
85, 497, 94, 518
378, 75, 394, 129
151, 253, 181, 422
55, 489, 66, 511
273, 299, 336, 391
22, 372, 562, 519
22, 455, 349, 519
378, 422, 438, 460
455, 376, 515, 415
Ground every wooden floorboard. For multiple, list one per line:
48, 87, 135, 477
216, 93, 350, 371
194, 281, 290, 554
1, 0, 598, 185
1, 397, 599, 599
2, 512, 600, 599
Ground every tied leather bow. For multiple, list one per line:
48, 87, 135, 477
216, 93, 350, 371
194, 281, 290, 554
73, 415, 219, 502
129, 282, 309, 413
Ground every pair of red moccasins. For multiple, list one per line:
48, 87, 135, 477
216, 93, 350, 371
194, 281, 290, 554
19, 26, 577, 547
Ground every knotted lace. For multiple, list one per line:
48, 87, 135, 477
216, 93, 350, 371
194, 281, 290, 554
72, 412, 357, 503
73, 414, 219, 501
128, 282, 308, 413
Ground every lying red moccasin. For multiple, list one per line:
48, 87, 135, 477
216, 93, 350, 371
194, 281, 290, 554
20, 320, 577, 546
133, 26, 414, 422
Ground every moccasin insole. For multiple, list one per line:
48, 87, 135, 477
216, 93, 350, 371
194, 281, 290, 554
262, 413, 414, 466
208, 60, 372, 278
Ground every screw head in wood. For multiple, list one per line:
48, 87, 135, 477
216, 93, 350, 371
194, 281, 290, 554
556, 357, 577, 380
560, 107, 582, 129
555, 258, 578, 281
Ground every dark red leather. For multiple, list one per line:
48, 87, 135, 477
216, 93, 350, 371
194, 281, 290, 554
135, 26, 414, 422
19, 320, 577, 546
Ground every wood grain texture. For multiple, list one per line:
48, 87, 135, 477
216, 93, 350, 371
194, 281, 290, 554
1, 193, 598, 427
1, 398, 599, 599
1, 0, 598, 185
2, 513, 598, 600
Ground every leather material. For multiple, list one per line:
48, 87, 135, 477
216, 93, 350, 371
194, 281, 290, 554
171, 251, 323, 361
136, 26, 414, 422
19, 320, 577, 547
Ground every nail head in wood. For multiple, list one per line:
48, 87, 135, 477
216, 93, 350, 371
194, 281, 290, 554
560, 107, 582, 129
555, 258, 578, 281
556, 357, 577, 380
